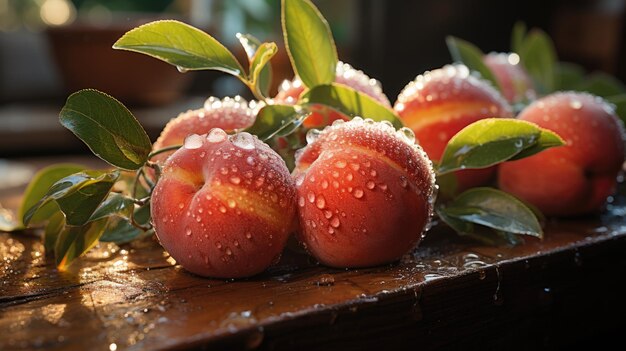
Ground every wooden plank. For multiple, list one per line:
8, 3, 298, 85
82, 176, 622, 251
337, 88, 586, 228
1, 159, 626, 350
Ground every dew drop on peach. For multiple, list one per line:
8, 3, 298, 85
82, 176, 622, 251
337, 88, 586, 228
183, 134, 204, 149
207, 128, 227, 143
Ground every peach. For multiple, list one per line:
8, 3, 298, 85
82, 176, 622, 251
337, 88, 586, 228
498, 92, 625, 216
483, 52, 536, 105
151, 96, 259, 164
293, 118, 436, 268
394, 64, 513, 191
151, 130, 296, 278
274, 61, 391, 128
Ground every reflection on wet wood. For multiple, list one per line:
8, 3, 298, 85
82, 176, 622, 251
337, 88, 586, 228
1, 165, 626, 350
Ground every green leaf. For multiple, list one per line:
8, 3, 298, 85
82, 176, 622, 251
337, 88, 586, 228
574, 72, 626, 97
435, 172, 459, 200
510, 129, 565, 160
113, 20, 245, 78
23, 170, 119, 226
301, 83, 404, 128
244, 104, 305, 141
88, 193, 134, 222
445, 36, 501, 91
436, 206, 474, 234
55, 171, 119, 226
607, 94, 626, 123
55, 218, 109, 270
44, 211, 65, 253
237, 33, 274, 97
511, 21, 527, 54
249, 42, 277, 98
437, 118, 564, 174
441, 187, 543, 238
554, 62, 586, 91
100, 205, 151, 244
18, 164, 85, 226
282, 0, 337, 87
60, 90, 152, 170
518, 29, 557, 94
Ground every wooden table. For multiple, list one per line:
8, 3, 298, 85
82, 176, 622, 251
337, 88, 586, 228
1, 158, 626, 350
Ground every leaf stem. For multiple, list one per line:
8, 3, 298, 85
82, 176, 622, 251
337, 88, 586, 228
148, 144, 182, 159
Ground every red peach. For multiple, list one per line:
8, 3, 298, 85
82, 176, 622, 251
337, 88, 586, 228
151, 129, 296, 278
483, 52, 536, 105
394, 64, 513, 191
275, 61, 391, 128
152, 96, 259, 164
498, 92, 625, 216
293, 118, 436, 268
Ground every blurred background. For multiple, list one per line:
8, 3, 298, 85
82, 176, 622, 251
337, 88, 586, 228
0, 0, 625, 158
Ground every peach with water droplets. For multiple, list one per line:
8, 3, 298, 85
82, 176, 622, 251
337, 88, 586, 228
275, 61, 391, 128
394, 64, 513, 192
498, 92, 625, 216
483, 52, 536, 105
151, 129, 296, 278
151, 96, 259, 164
293, 118, 436, 268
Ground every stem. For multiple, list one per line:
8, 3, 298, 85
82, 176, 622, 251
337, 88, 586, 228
148, 144, 182, 159
129, 167, 152, 232
146, 161, 162, 181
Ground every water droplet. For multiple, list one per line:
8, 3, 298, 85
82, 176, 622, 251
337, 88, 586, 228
295, 174, 305, 186
321, 180, 329, 189
298, 196, 305, 207
226, 248, 233, 256
335, 160, 347, 169
185, 228, 192, 237
399, 127, 416, 143
216, 242, 223, 249
353, 188, 364, 199
207, 128, 227, 143
366, 181, 375, 190
219, 206, 227, 213
245, 232, 252, 240
231, 132, 256, 150
316, 274, 335, 286
350, 163, 360, 171
316, 195, 326, 209
570, 100, 582, 110
330, 217, 340, 228
307, 192, 316, 203
370, 169, 377, 177
346, 173, 353, 181
306, 129, 321, 144
230, 176, 241, 185
176, 66, 189, 73
227, 199, 237, 208
324, 210, 333, 219
246, 156, 256, 166
183, 134, 204, 149
178, 203, 184, 209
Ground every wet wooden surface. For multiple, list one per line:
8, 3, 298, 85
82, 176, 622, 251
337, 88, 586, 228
1, 158, 626, 350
